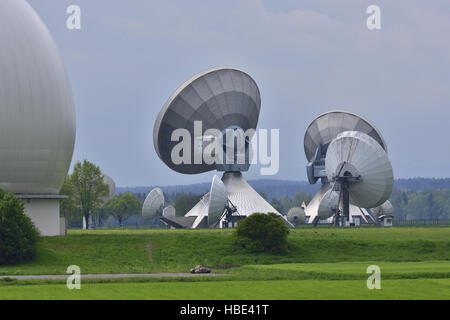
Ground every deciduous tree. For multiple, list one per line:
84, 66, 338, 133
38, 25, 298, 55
104, 193, 141, 227
67, 160, 109, 229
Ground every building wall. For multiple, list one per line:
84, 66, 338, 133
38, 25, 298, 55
60, 217, 67, 236
21, 198, 63, 236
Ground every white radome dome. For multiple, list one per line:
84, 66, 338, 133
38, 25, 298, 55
0, 0, 76, 194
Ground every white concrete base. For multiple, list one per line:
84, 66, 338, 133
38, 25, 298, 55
60, 216, 67, 236
16, 195, 66, 236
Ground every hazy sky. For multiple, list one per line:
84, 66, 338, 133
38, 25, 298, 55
28, 0, 450, 187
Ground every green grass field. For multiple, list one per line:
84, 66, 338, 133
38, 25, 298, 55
0, 227, 449, 299
1, 278, 449, 300
1, 227, 449, 275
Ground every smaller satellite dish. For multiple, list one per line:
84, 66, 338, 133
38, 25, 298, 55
372, 200, 394, 217
163, 205, 176, 218
325, 131, 394, 208
318, 189, 339, 219
103, 174, 116, 198
99, 174, 116, 205
142, 188, 165, 219
286, 207, 306, 226
207, 175, 228, 227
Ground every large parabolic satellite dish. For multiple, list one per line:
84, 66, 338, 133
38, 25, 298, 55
303, 110, 393, 226
153, 67, 290, 228
154, 67, 260, 174
304, 111, 387, 163
326, 131, 393, 209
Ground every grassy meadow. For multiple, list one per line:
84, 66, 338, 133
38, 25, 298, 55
1, 278, 448, 300
0, 227, 449, 299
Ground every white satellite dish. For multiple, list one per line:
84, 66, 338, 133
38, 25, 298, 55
303, 110, 394, 226
153, 67, 285, 229
154, 67, 260, 174
304, 110, 387, 163
372, 200, 394, 217
163, 205, 176, 218
286, 207, 306, 226
207, 175, 228, 227
326, 131, 394, 209
100, 174, 116, 204
318, 189, 340, 219
142, 188, 165, 219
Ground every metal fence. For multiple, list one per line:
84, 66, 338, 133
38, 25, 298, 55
393, 219, 450, 227
296, 219, 450, 228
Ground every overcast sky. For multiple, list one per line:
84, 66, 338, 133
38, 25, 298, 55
28, 0, 450, 187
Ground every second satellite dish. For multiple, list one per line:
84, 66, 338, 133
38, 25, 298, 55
325, 131, 394, 208
304, 110, 387, 163
207, 175, 228, 227
318, 189, 340, 219
142, 188, 165, 219
163, 205, 176, 218
302, 110, 394, 226
101, 174, 116, 203
372, 200, 394, 217
286, 207, 306, 226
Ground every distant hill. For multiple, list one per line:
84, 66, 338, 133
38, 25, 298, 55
394, 178, 450, 192
117, 177, 450, 200
117, 179, 319, 200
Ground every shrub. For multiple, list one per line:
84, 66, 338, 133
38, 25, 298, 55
0, 190, 40, 265
234, 213, 290, 253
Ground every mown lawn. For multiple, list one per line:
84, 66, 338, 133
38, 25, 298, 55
0, 228, 449, 300
1, 278, 449, 300
229, 261, 450, 280
0, 227, 449, 275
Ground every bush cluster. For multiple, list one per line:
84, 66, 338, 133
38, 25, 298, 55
0, 190, 39, 265
234, 213, 290, 253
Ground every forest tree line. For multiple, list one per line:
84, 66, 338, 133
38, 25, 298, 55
62, 161, 450, 228
264, 189, 450, 221
66, 188, 450, 227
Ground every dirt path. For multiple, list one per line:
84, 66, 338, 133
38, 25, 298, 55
0, 273, 227, 280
